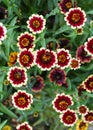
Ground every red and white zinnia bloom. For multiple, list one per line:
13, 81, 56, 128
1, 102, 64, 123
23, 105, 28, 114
76, 45, 92, 64
12, 90, 33, 110
60, 109, 78, 126
83, 111, 93, 124
27, 14, 46, 34
57, 48, 71, 69
65, 7, 87, 29
83, 75, 93, 92
58, 0, 72, 14
85, 37, 93, 56
35, 48, 57, 71
0, 22, 7, 44
17, 32, 35, 50
49, 68, 66, 86
70, 58, 80, 70
7, 66, 27, 87
16, 122, 32, 130
78, 105, 88, 115
17, 49, 34, 69
52, 93, 73, 113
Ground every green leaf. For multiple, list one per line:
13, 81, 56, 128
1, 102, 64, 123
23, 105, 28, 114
87, 10, 93, 14
0, 73, 6, 100
53, 25, 71, 36
45, 7, 59, 19
0, 120, 7, 129
0, 103, 18, 119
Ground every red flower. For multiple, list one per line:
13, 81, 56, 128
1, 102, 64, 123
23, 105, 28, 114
16, 122, 32, 130
35, 48, 57, 71
18, 49, 34, 69
70, 58, 80, 70
7, 66, 27, 87
52, 93, 73, 113
27, 14, 46, 34
83, 111, 93, 124
49, 68, 66, 86
83, 75, 93, 92
31, 76, 45, 92
85, 37, 93, 56
58, 38, 71, 50
76, 45, 92, 64
12, 90, 33, 110
57, 48, 71, 69
65, 7, 87, 29
77, 83, 86, 96
0, 22, 7, 43
60, 109, 78, 126
58, 0, 72, 14
17, 32, 35, 50
78, 105, 88, 115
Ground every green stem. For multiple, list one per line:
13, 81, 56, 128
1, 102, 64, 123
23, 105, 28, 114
0, 103, 18, 119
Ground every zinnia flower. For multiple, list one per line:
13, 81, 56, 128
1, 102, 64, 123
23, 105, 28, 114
57, 48, 71, 69
12, 90, 33, 110
49, 68, 66, 86
17, 49, 34, 69
76, 28, 83, 35
17, 32, 35, 50
70, 58, 80, 70
83, 111, 93, 124
83, 75, 93, 92
85, 37, 93, 56
52, 93, 73, 113
35, 48, 57, 71
60, 109, 78, 126
16, 122, 32, 130
78, 105, 88, 115
27, 14, 46, 34
76, 119, 88, 130
77, 83, 86, 96
65, 7, 87, 29
31, 76, 45, 92
76, 45, 92, 64
58, 0, 72, 14
7, 52, 18, 66
58, 38, 71, 50
0, 22, 7, 43
7, 66, 27, 87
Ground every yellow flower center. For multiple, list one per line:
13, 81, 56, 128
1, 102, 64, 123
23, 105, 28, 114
58, 54, 66, 63
59, 100, 68, 109
79, 106, 86, 113
21, 54, 30, 64
14, 72, 22, 80
72, 13, 80, 23
87, 115, 93, 121
41, 53, 51, 63
66, 115, 73, 122
65, 2, 72, 9
21, 38, 30, 47
71, 60, 78, 68
33, 20, 40, 28
89, 81, 93, 88
18, 97, 26, 105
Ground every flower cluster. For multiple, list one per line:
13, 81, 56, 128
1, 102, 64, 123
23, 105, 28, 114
2, 0, 93, 129
52, 93, 78, 126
